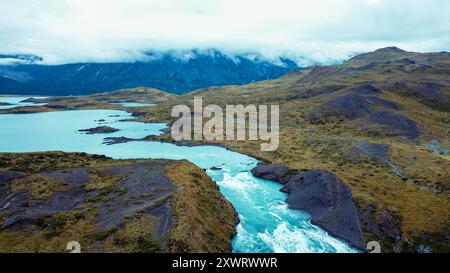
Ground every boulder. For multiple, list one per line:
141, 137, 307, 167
251, 164, 289, 183
281, 170, 366, 250
250, 164, 366, 250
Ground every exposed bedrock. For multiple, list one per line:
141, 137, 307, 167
250, 164, 289, 183
367, 110, 419, 139
317, 93, 399, 120
0, 153, 237, 253
252, 164, 366, 250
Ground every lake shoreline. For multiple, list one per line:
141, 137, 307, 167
0, 101, 359, 252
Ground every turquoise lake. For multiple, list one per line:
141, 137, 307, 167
0, 106, 356, 253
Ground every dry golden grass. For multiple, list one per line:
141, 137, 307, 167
0, 210, 98, 253
11, 174, 72, 201
165, 161, 236, 253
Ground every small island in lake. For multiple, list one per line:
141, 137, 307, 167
78, 126, 120, 134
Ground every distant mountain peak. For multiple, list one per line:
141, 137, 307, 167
346, 46, 413, 66
374, 47, 406, 53
0, 54, 43, 65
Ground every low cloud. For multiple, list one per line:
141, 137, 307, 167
1, 0, 449, 65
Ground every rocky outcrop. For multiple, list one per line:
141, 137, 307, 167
281, 170, 365, 250
251, 164, 289, 183
252, 164, 365, 250
312, 93, 399, 120
368, 110, 419, 139
0, 152, 237, 253
348, 84, 381, 95
358, 205, 401, 250
78, 126, 119, 134
390, 81, 445, 102
357, 141, 390, 161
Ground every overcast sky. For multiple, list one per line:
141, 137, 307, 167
1, 0, 449, 64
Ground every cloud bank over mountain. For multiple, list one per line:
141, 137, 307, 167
1, 0, 449, 65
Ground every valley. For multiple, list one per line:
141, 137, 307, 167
0, 47, 449, 253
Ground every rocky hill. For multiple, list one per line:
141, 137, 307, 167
0, 152, 237, 253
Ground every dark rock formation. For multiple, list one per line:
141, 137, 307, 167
0, 171, 25, 209
368, 110, 419, 139
95, 162, 175, 230
319, 94, 398, 120
0, 152, 238, 253
357, 141, 390, 161
391, 81, 445, 102
348, 84, 381, 95
0, 163, 173, 233
251, 164, 365, 250
103, 136, 135, 145
358, 205, 401, 250
357, 141, 407, 179
281, 170, 366, 250
251, 164, 289, 183
78, 126, 119, 134
0, 102, 12, 106
131, 111, 146, 117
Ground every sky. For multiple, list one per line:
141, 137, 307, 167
0, 0, 449, 65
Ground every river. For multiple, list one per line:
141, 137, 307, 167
0, 101, 356, 253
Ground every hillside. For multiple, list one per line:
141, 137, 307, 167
0, 152, 237, 253
0, 50, 298, 95
135, 47, 450, 252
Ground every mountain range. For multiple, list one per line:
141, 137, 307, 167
0, 50, 298, 95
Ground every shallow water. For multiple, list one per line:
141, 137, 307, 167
0, 106, 356, 253
0, 96, 47, 109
